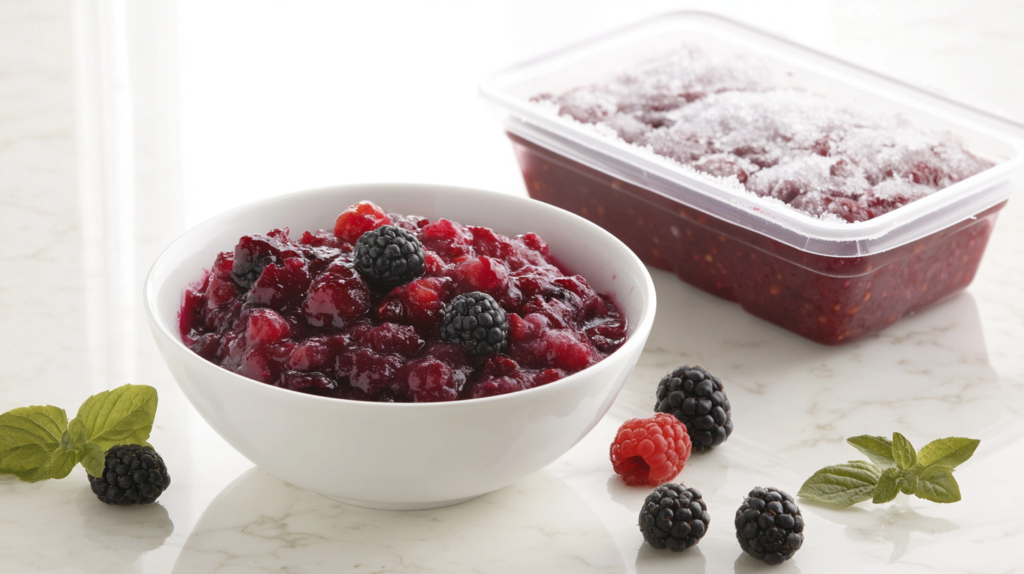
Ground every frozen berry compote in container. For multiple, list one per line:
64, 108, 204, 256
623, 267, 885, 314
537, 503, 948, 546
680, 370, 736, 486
481, 12, 1024, 344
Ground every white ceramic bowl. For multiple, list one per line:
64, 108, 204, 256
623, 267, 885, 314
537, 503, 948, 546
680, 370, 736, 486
145, 184, 656, 510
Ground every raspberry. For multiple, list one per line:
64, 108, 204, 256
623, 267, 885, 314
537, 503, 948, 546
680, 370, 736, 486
404, 358, 461, 402
246, 308, 292, 346
610, 414, 691, 486
302, 262, 371, 329
334, 201, 391, 244
360, 322, 424, 356
453, 256, 509, 294
247, 258, 311, 310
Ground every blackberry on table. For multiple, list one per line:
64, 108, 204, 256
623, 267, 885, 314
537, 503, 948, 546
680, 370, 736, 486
735, 486, 804, 565
639, 483, 710, 551
354, 225, 426, 289
655, 365, 733, 452
440, 292, 509, 355
88, 444, 171, 506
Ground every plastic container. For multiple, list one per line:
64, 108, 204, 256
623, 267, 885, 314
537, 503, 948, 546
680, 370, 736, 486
481, 11, 1024, 344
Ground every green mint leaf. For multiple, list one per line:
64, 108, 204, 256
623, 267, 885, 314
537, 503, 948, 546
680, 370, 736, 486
37, 448, 78, 481
917, 437, 980, 469
892, 432, 917, 470
915, 465, 961, 503
873, 468, 901, 504
76, 384, 158, 450
798, 461, 881, 508
900, 469, 918, 495
0, 406, 69, 481
60, 418, 89, 452
78, 442, 107, 477
846, 435, 897, 469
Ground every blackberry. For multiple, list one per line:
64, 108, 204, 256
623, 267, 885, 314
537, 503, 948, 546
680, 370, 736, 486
440, 292, 508, 355
354, 225, 425, 289
655, 365, 733, 452
88, 444, 171, 506
639, 483, 710, 551
735, 486, 804, 565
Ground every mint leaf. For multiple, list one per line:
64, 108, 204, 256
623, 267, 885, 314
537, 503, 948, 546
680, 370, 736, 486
873, 468, 901, 504
37, 448, 78, 481
78, 442, 106, 477
76, 385, 157, 449
900, 469, 918, 495
917, 437, 980, 469
798, 461, 880, 507
846, 435, 897, 469
916, 466, 961, 503
892, 432, 917, 470
61, 417, 89, 452
0, 406, 69, 481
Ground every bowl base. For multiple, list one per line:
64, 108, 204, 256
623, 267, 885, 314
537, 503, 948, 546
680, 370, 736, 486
322, 494, 483, 511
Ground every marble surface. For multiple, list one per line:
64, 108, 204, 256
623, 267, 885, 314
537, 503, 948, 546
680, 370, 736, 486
1, 1, 1023, 573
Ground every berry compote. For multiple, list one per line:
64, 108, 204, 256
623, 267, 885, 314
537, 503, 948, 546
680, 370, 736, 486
179, 201, 628, 402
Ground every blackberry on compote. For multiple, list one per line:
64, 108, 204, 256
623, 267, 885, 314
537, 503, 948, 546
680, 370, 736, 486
639, 483, 710, 551
735, 486, 804, 565
354, 225, 426, 289
440, 292, 509, 355
655, 366, 733, 452
88, 444, 171, 506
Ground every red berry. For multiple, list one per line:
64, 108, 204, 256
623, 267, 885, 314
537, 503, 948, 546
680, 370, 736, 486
302, 262, 370, 328
334, 201, 391, 244
336, 348, 404, 398
610, 414, 692, 487
279, 371, 337, 394
360, 322, 424, 356
238, 347, 279, 383
247, 258, 311, 310
453, 256, 509, 294
404, 358, 460, 402
247, 308, 292, 346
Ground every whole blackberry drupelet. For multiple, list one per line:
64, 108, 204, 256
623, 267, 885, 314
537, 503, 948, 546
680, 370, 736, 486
88, 444, 171, 506
655, 366, 733, 452
354, 225, 426, 289
735, 486, 804, 565
440, 291, 509, 355
639, 483, 710, 551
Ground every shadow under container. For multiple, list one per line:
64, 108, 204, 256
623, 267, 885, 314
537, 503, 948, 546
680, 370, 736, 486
482, 12, 1024, 345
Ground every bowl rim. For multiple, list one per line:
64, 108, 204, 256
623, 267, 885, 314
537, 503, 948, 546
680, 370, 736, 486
144, 182, 657, 410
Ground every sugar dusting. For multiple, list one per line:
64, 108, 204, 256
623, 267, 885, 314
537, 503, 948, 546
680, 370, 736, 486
534, 45, 993, 223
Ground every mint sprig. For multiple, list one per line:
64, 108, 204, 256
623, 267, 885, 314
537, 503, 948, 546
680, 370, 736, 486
798, 433, 979, 507
0, 384, 158, 482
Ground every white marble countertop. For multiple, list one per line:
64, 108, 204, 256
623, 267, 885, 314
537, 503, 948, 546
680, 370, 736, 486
2, 1, 1023, 573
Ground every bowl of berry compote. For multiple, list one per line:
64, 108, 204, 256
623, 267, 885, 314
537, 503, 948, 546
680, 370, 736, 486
144, 183, 656, 509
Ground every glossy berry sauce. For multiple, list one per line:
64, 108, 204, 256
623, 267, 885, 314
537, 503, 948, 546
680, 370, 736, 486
179, 202, 628, 402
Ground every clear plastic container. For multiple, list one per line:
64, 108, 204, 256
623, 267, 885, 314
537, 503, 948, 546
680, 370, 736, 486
481, 11, 1024, 344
